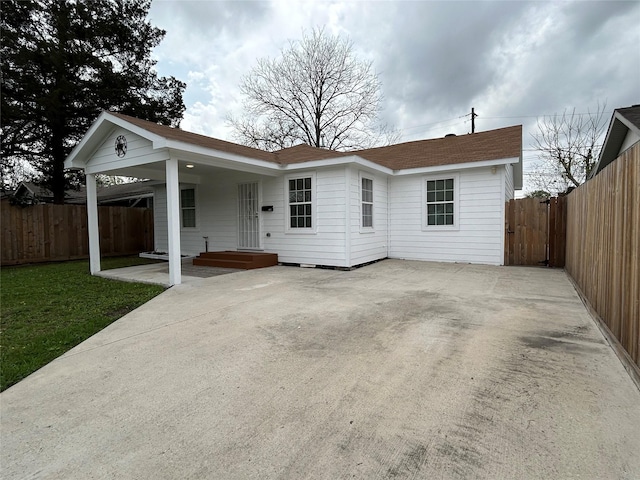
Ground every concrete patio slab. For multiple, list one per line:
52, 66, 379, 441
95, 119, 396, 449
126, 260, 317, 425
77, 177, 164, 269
97, 258, 241, 286
2, 260, 639, 479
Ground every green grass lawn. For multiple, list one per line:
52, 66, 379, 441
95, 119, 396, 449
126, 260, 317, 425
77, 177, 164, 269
0, 256, 165, 392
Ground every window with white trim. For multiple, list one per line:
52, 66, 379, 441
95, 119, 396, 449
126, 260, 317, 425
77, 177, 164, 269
288, 176, 313, 229
180, 188, 196, 228
361, 177, 373, 228
426, 178, 454, 226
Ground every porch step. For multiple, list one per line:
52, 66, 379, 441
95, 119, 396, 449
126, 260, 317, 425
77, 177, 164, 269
193, 251, 278, 270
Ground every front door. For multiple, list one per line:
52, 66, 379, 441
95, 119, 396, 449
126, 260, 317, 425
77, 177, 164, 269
238, 182, 260, 250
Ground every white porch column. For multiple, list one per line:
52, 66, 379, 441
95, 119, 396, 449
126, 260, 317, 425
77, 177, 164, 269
86, 173, 101, 274
166, 157, 182, 286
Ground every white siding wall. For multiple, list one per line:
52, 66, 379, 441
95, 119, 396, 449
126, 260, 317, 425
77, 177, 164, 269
154, 167, 349, 266
388, 167, 504, 265
88, 127, 161, 172
262, 167, 347, 266
153, 164, 506, 266
504, 163, 515, 202
347, 166, 388, 266
154, 171, 262, 256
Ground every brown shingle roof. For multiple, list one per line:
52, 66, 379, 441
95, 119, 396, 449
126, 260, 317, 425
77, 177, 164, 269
109, 112, 277, 163
617, 105, 640, 130
109, 112, 521, 170
354, 125, 522, 170
274, 144, 352, 164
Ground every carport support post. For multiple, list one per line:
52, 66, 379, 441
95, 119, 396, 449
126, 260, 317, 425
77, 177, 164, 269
166, 158, 182, 286
86, 173, 101, 275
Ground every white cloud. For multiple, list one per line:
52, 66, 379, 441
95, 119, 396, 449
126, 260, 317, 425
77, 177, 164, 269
147, 0, 640, 193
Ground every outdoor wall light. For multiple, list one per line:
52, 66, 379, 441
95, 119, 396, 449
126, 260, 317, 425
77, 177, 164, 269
491, 166, 497, 174
186, 164, 195, 169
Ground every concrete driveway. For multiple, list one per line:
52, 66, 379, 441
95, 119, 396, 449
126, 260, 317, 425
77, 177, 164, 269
2, 260, 639, 479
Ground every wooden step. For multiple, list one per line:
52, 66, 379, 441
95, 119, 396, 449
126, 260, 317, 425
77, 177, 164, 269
197, 251, 271, 261
193, 251, 278, 270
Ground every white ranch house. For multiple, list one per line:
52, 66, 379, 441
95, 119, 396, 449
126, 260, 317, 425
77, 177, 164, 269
65, 112, 522, 285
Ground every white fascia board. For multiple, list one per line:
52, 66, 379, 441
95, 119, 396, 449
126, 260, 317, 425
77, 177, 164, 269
106, 115, 167, 145
165, 148, 280, 177
283, 155, 394, 175
65, 111, 112, 168
164, 140, 281, 175
393, 156, 520, 176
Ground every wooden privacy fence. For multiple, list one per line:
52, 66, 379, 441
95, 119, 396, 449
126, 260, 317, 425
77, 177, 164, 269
1, 203, 154, 265
504, 196, 566, 267
565, 144, 639, 376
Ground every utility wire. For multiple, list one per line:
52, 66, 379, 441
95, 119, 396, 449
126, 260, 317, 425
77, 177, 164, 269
398, 108, 611, 134
399, 114, 468, 132
481, 111, 613, 119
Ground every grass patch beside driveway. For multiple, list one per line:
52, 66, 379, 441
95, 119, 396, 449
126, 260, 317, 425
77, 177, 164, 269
0, 256, 164, 391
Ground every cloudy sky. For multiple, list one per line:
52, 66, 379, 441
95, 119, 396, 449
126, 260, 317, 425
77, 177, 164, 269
147, 0, 640, 192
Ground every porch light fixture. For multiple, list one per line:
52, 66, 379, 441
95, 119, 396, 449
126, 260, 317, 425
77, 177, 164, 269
186, 164, 194, 169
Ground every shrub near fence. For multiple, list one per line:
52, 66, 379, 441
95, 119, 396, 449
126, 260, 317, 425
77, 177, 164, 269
565, 143, 640, 377
1, 203, 154, 265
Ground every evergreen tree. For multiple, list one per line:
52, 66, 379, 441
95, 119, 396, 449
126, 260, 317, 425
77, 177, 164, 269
1, 0, 185, 203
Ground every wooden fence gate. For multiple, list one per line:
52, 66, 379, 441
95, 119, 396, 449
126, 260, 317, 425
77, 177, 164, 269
505, 196, 566, 267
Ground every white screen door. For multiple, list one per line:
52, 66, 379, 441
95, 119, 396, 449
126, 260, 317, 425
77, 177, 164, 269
238, 182, 260, 249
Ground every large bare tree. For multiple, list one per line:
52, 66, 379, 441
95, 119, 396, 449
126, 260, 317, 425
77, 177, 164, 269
229, 28, 396, 151
529, 103, 608, 194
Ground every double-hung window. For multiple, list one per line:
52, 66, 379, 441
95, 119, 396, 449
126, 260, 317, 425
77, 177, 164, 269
361, 177, 373, 228
288, 176, 313, 229
180, 188, 196, 228
425, 177, 456, 227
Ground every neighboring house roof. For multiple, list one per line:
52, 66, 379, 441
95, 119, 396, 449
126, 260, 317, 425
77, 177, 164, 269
12, 182, 86, 204
95, 181, 154, 204
11, 181, 154, 205
591, 105, 640, 177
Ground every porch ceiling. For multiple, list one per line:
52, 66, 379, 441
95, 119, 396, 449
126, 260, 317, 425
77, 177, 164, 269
102, 155, 279, 183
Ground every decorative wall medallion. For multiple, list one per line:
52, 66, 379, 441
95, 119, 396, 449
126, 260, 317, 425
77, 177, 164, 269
115, 135, 127, 157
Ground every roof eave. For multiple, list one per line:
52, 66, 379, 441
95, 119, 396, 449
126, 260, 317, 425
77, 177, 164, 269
589, 112, 632, 178
393, 156, 521, 177
590, 107, 640, 178
282, 155, 394, 175
163, 141, 281, 176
